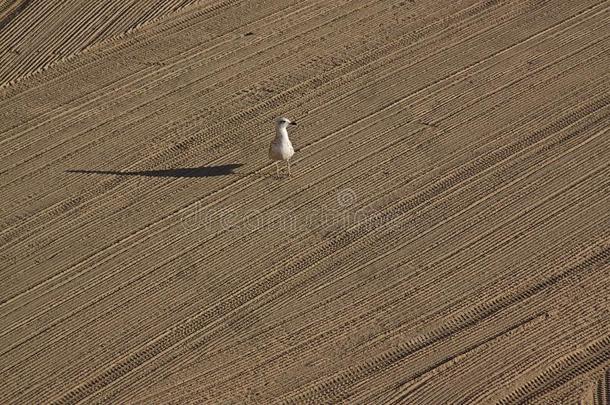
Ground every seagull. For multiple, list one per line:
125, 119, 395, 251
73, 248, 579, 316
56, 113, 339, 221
269, 117, 297, 177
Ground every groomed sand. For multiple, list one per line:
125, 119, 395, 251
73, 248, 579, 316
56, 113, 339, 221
1, 0, 609, 403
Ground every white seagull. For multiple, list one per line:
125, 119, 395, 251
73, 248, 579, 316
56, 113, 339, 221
269, 117, 297, 177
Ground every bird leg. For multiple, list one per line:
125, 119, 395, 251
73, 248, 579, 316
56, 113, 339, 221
287, 159, 291, 177
275, 162, 279, 177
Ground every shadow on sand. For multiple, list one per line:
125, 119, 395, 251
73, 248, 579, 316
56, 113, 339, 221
66, 164, 243, 178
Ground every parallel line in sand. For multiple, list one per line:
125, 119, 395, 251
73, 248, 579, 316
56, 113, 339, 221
2, 27, 600, 332
0, 0, 428, 274
325, 128, 609, 326
152, 230, 608, 400
179, 294, 605, 403
19, 0, 604, 229
3, 0, 340, 166
455, 318, 610, 405
146, 63, 604, 340
3, 42, 604, 356
138, 108, 608, 362
352, 169, 609, 353
1, 0, 532, 183
1, 0, 512, 350
302, 236, 609, 388
359, 122, 610, 278
158, 62, 608, 334
0, 0, 580, 256
0, 0, 33, 32
1, 0, 371, 94
16, 155, 608, 400
0, 0, 383, 135
1, 2, 112, 83
143, 131, 610, 398
165, 103, 608, 382
0, 0, 392, 249
0, 0, 536, 278
0, 90, 588, 368
0, 0, 434, 218
378, 236, 610, 404
313, 91, 607, 247
292, 125, 610, 304
1, 0, 600, 278
496, 331, 610, 403
0, 0, 244, 90
0, 0, 380, 109
0, 0, 354, 150
67, 223, 610, 402
0, 0, 464, 96
2, 49, 604, 362
2, 0, 604, 400
337, 211, 610, 352
277, 237, 610, 403
214, 160, 604, 362
305, 1, 610, 117
289, 316, 554, 403
440, 320, 610, 404
342, 182, 610, 363
0, 0, 205, 85
230, 313, 555, 404
0, 0, 498, 196
202, 234, 609, 403
2, 1, 604, 394
139, 150, 608, 400
185, 17, 608, 268
374, 293, 610, 404
0, 1, 313, 146
293, 4, 610, 151
372, 315, 553, 404
23, 90, 608, 400
0, 0, 394, 187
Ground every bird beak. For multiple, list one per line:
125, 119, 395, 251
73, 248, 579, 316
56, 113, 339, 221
290, 121, 298, 126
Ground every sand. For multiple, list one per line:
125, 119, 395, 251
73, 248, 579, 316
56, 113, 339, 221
1, 0, 609, 403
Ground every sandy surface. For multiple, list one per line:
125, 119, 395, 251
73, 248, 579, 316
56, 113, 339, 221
1, 0, 609, 403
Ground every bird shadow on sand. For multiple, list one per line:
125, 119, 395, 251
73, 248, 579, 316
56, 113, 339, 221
66, 164, 243, 178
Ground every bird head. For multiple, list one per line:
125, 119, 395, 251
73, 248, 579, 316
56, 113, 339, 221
275, 117, 297, 128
